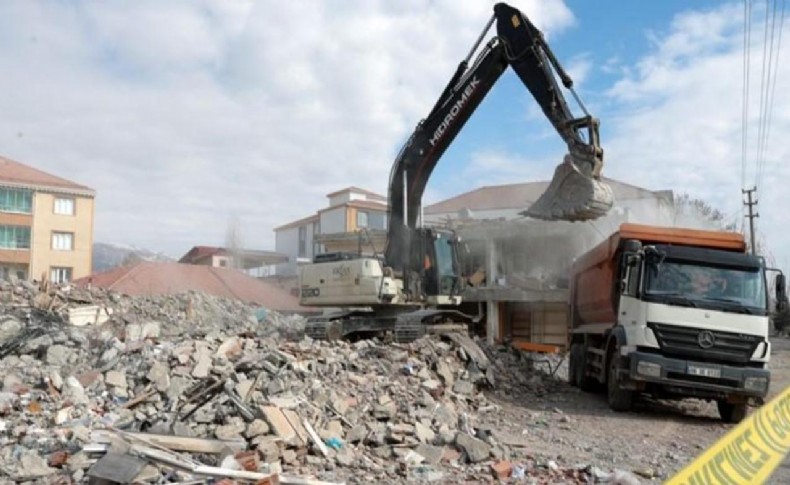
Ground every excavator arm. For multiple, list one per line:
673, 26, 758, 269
385, 2, 613, 272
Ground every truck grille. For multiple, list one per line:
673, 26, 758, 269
647, 322, 762, 364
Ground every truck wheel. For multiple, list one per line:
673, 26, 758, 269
571, 343, 599, 393
569, 344, 582, 387
607, 351, 633, 412
717, 401, 748, 423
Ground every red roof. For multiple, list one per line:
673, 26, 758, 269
179, 246, 225, 263
74, 261, 312, 313
0, 155, 94, 194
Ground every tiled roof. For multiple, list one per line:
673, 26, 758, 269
0, 155, 95, 195
74, 261, 312, 313
179, 246, 223, 263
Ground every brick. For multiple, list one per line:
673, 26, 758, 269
491, 460, 513, 480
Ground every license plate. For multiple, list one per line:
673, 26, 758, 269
688, 365, 721, 378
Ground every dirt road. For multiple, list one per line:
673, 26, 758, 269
478, 337, 790, 483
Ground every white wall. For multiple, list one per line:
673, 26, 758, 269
320, 207, 346, 234
275, 226, 300, 276
328, 193, 351, 206
424, 208, 521, 225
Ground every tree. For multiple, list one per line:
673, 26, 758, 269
225, 215, 244, 270
672, 193, 737, 231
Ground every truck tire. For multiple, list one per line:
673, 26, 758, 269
607, 351, 633, 412
570, 343, 599, 393
717, 400, 748, 424
569, 343, 582, 387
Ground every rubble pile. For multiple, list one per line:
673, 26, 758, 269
0, 280, 635, 484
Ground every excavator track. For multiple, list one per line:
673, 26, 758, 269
305, 315, 343, 341
393, 309, 473, 343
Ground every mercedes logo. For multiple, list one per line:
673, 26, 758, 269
697, 330, 716, 349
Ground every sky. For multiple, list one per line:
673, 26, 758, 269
0, 0, 788, 272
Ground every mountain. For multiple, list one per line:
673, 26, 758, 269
92, 242, 175, 273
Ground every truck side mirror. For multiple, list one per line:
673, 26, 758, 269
623, 239, 642, 253
777, 273, 787, 299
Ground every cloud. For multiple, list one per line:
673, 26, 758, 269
603, 1, 790, 269
0, 0, 575, 257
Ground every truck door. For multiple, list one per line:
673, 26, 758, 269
618, 257, 643, 327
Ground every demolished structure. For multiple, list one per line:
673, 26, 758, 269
0, 278, 640, 484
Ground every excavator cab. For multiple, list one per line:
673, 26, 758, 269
411, 228, 462, 304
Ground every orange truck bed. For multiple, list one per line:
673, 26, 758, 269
570, 223, 747, 329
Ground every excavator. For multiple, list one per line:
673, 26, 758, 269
300, 3, 613, 342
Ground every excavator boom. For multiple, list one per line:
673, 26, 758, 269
385, 2, 613, 273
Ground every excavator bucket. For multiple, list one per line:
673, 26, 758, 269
522, 155, 614, 221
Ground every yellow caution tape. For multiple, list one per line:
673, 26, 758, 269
665, 385, 790, 485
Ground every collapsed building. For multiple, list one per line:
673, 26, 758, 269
423, 178, 681, 348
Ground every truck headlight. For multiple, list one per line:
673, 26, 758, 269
744, 377, 769, 392
637, 361, 662, 378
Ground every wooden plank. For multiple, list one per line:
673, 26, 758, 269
282, 409, 308, 446
262, 406, 297, 443
192, 465, 280, 481
511, 340, 561, 354
302, 419, 329, 458
92, 430, 246, 454
121, 387, 156, 409
280, 476, 346, 485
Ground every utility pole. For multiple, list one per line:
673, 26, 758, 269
743, 187, 758, 255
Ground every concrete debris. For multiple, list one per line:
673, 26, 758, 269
0, 281, 635, 484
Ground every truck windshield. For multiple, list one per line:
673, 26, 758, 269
644, 260, 766, 312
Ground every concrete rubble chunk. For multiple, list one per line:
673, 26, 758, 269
455, 432, 491, 463
215, 422, 246, 441
415, 421, 436, 444
14, 451, 56, 480
46, 344, 73, 366
245, 419, 270, 438
415, 444, 445, 465
105, 370, 127, 389
147, 361, 170, 392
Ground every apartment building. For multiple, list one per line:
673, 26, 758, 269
0, 156, 95, 283
274, 187, 388, 276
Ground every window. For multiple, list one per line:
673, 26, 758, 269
219, 259, 228, 267
0, 225, 31, 249
54, 198, 75, 215
0, 188, 32, 214
356, 210, 368, 228
52, 232, 74, 250
369, 211, 386, 230
298, 226, 307, 258
50, 267, 72, 284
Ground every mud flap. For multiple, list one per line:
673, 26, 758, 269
522, 154, 613, 221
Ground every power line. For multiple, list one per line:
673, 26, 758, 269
758, 0, 786, 190
756, 0, 780, 188
755, 0, 773, 188
742, 0, 752, 195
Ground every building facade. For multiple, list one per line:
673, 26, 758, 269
0, 156, 95, 283
274, 187, 388, 276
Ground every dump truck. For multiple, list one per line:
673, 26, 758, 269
568, 223, 786, 423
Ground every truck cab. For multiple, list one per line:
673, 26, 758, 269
569, 223, 785, 422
